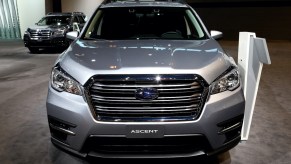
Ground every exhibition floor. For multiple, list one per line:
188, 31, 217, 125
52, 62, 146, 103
0, 40, 290, 164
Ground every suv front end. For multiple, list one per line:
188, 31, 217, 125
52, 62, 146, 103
46, 0, 245, 158
24, 27, 68, 51
23, 12, 86, 53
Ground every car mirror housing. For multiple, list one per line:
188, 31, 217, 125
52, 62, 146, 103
210, 30, 223, 40
66, 31, 79, 40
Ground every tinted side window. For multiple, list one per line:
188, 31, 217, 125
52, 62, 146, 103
73, 16, 79, 23
77, 16, 85, 24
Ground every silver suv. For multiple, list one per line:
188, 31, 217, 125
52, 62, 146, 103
47, 0, 245, 158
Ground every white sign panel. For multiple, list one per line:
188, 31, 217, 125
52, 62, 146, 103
238, 32, 271, 141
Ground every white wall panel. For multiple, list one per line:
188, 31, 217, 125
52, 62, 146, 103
0, 0, 21, 39
17, 0, 45, 39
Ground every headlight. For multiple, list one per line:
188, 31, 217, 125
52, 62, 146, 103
53, 29, 65, 35
25, 29, 30, 35
211, 68, 240, 94
51, 67, 82, 95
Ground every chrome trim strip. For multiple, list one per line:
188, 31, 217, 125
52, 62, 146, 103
92, 97, 201, 102
91, 93, 202, 100
88, 151, 205, 158
90, 134, 126, 137
218, 122, 242, 134
93, 82, 200, 88
89, 133, 202, 137
95, 108, 198, 112
49, 123, 76, 136
95, 104, 198, 110
91, 86, 201, 91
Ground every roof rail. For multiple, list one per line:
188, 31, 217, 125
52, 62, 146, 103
101, 0, 186, 5
46, 12, 85, 16
72, 12, 85, 15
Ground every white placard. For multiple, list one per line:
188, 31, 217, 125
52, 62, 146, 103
238, 32, 271, 141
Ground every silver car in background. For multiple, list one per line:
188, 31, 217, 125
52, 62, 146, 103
46, 0, 245, 158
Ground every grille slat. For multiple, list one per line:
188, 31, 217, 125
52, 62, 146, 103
30, 30, 51, 40
94, 102, 201, 107
92, 97, 201, 102
91, 86, 201, 91
93, 101, 201, 107
95, 104, 198, 110
96, 111, 198, 117
91, 93, 201, 100
95, 108, 198, 113
86, 75, 208, 122
91, 90, 200, 96
93, 82, 200, 88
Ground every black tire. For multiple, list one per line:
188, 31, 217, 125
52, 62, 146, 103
28, 47, 39, 54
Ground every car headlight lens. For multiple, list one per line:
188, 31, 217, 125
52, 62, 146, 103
53, 29, 65, 35
51, 67, 82, 95
211, 68, 240, 94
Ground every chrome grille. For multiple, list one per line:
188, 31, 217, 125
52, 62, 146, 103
86, 75, 209, 122
30, 30, 51, 40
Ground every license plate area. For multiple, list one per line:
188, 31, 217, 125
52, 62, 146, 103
126, 125, 164, 138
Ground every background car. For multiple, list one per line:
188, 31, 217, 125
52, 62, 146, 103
23, 12, 86, 53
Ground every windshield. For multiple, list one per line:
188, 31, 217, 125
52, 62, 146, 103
37, 16, 71, 26
83, 7, 207, 40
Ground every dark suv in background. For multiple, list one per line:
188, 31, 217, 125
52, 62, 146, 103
23, 12, 86, 53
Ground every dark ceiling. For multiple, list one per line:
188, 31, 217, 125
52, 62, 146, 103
187, 0, 291, 7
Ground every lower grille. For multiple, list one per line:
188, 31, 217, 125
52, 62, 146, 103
30, 30, 51, 40
86, 75, 209, 122
83, 135, 211, 156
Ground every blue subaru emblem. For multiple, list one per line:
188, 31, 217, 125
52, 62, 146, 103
135, 88, 159, 100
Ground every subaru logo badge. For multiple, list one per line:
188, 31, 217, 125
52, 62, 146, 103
135, 88, 159, 100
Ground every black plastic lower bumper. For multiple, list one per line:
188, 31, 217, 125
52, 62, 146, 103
51, 133, 241, 159
23, 35, 68, 48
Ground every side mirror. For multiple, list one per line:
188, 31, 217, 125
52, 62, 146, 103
210, 30, 223, 40
66, 31, 79, 40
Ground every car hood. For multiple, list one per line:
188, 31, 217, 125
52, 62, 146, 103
58, 39, 233, 85
28, 25, 66, 31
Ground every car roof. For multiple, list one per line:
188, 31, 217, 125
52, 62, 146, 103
46, 12, 85, 16
100, 0, 188, 8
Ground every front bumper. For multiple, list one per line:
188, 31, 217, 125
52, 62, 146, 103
23, 34, 68, 48
46, 84, 245, 158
